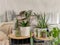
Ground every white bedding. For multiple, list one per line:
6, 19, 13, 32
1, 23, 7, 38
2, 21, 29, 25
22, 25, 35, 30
0, 22, 14, 45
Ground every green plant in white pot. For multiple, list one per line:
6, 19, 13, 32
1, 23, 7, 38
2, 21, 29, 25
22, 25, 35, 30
34, 13, 48, 38
20, 20, 31, 36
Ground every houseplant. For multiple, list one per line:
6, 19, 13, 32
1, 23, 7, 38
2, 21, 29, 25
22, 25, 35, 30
50, 27, 60, 45
34, 13, 48, 38
19, 10, 32, 36
20, 20, 31, 36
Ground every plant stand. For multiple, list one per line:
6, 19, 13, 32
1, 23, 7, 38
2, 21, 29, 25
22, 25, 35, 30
34, 37, 54, 45
8, 34, 33, 45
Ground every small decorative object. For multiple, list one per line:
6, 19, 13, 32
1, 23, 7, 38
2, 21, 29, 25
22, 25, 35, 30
15, 28, 20, 37
40, 30, 47, 38
12, 19, 20, 37
34, 13, 48, 38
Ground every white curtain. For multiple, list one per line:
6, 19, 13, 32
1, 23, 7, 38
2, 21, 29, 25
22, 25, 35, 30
0, 0, 60, 24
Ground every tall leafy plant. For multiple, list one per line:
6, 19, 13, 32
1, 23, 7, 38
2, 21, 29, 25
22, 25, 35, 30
36, 13, 48, 28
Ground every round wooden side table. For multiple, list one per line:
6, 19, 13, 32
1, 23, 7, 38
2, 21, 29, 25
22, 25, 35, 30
34, 36, 54, 45
8, 34, 33, 45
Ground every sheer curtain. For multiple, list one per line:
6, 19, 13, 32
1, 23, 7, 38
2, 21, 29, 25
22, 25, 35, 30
46, 12, 60, 24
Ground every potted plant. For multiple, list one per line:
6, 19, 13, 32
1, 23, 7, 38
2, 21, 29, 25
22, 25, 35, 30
19, 10, 32, 36
50, 27, 60, 45
34, 13, 48, 38
20, 20, 31, 36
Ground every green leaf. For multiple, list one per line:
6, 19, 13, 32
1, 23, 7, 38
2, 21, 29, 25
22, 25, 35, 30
37, 13, 48, 28
20, 20, 29, 27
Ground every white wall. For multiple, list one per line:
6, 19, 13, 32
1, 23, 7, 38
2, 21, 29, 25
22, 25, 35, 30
0, 0, 60, 14
0, 0, 60, 24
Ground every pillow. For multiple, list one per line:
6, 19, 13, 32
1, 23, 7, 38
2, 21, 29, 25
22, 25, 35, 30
0, 22, 14, 36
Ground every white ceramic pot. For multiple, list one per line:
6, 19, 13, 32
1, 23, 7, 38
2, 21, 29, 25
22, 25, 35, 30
34, 28, 47, 38
20, 27, 31, 36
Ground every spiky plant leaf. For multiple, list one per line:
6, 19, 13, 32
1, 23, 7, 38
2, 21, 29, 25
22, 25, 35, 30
37, 13, 48, 28
20, 20, 29, 27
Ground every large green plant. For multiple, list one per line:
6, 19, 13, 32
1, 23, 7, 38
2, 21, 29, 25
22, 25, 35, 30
50, 27, 60, 45
36, 13, 48, 28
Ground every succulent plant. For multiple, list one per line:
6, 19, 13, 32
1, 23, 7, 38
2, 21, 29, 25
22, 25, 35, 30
20, 20, 30, 27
